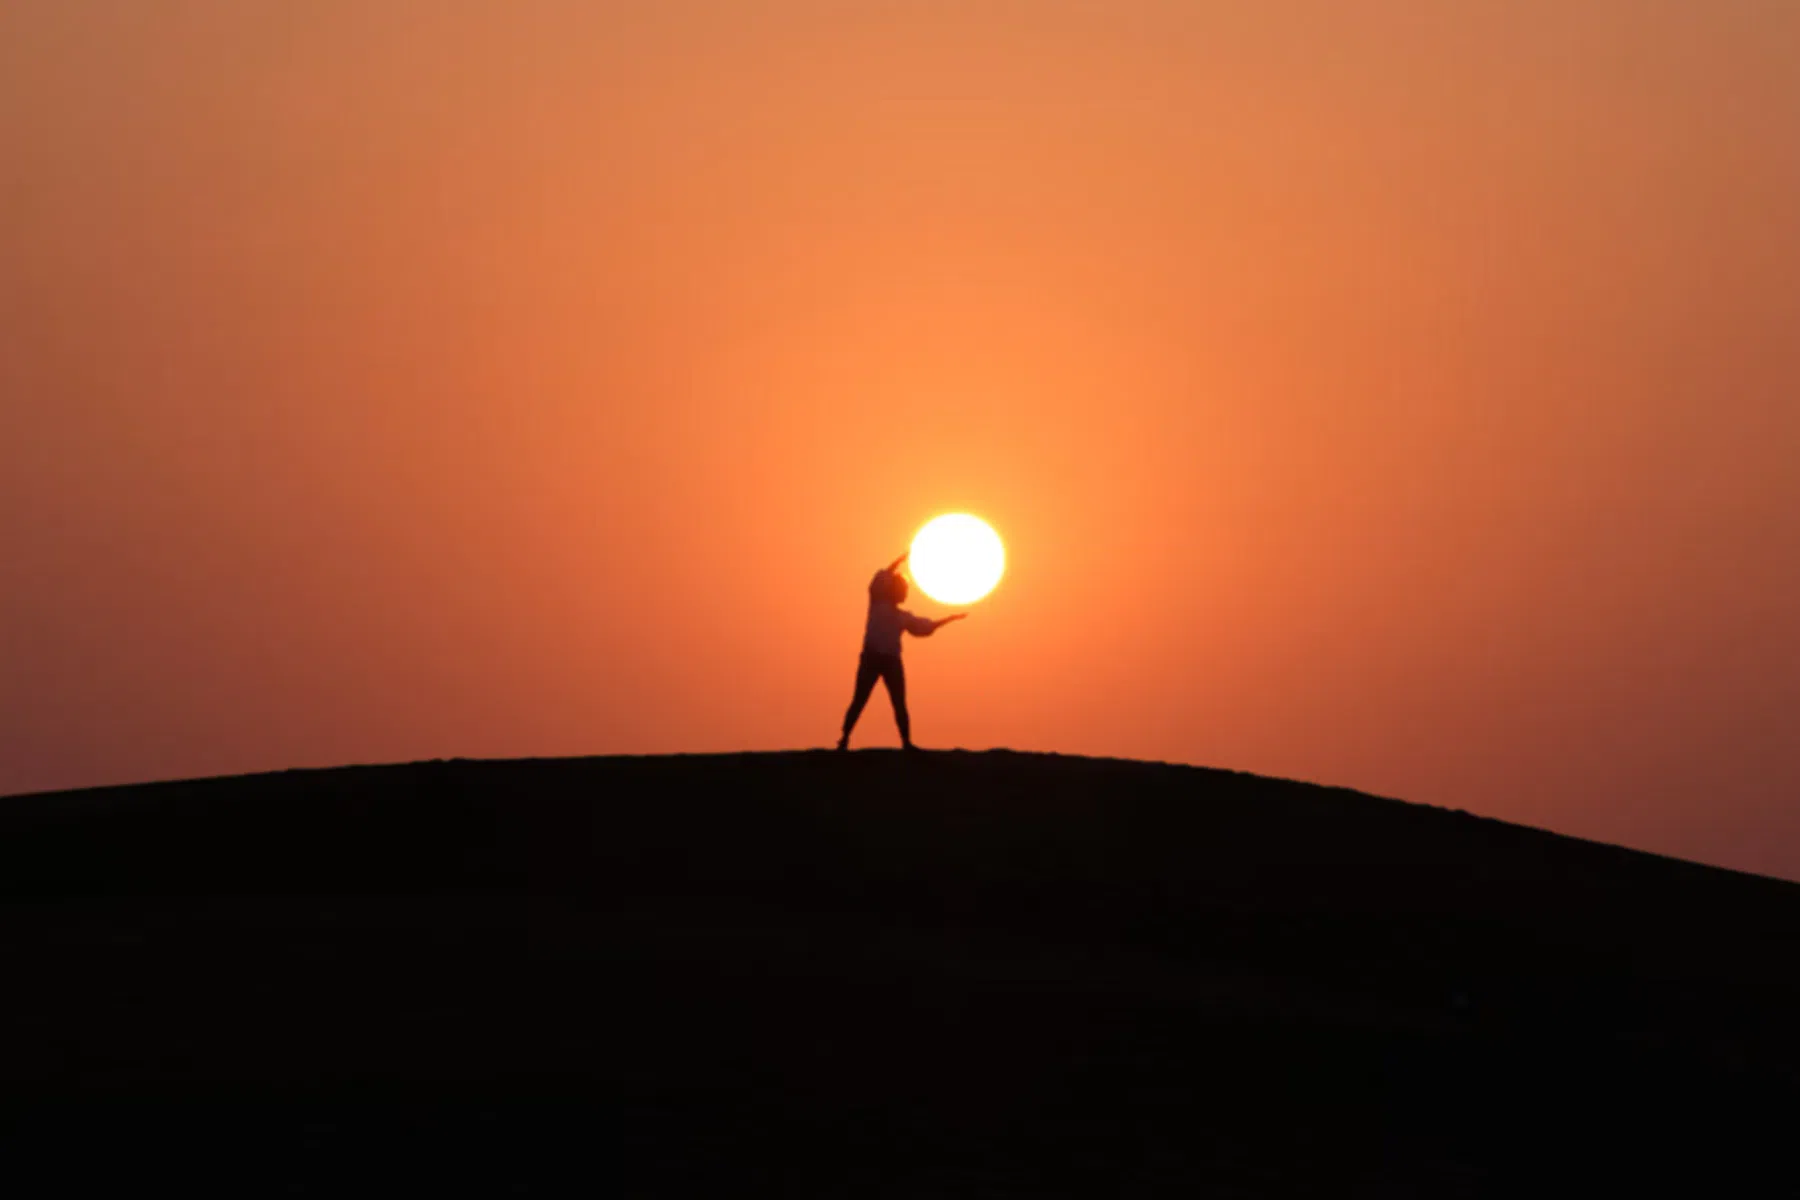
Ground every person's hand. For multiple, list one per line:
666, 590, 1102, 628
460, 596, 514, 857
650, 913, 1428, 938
887, 552, 909, 572
940, 613, 968, 626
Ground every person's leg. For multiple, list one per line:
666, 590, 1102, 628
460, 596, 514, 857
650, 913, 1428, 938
839, 653, 881, 749
880, 655, 913, 748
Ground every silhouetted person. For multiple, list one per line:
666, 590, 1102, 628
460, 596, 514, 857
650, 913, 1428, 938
837, 552, 966, 751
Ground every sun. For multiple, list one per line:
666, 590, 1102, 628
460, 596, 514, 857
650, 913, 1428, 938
909, 514, 1006, 605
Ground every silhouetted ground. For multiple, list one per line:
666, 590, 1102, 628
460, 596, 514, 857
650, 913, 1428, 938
2, 751, 1795, 1195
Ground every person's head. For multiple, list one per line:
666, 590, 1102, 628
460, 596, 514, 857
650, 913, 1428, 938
871, 570, 908, 605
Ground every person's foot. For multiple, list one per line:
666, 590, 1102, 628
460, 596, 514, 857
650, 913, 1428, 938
901, 741, 920, 752
835, 735, 849, 751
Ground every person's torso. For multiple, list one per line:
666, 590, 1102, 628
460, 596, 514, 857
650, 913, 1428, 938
863, 602, 906, 656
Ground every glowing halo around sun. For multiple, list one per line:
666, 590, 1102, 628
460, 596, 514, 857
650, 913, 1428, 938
909, 514, 1006, 605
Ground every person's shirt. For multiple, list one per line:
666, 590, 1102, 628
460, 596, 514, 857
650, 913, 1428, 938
863, 571, 935, 656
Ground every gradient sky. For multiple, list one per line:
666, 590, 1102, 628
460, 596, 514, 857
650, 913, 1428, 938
4, 2, 1797, 879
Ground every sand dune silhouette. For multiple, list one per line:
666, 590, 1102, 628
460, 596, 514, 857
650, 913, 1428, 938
3, 750, 1795, 1193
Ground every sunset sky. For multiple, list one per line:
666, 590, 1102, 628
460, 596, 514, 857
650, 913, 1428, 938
4, 2, 1797, 878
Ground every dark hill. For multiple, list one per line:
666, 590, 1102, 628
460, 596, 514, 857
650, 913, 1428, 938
3, 751, 1795, 1195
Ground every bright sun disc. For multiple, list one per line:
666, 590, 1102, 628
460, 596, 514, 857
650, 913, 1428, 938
909, 514, 1005, 605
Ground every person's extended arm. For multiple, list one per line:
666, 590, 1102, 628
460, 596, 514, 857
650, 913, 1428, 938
903, 612, 967, 637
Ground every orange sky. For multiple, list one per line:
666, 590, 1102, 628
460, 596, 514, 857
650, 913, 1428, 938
4, 2, 1797, 878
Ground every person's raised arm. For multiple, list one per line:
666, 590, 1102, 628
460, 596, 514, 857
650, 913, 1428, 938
885, 552, 909, 574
